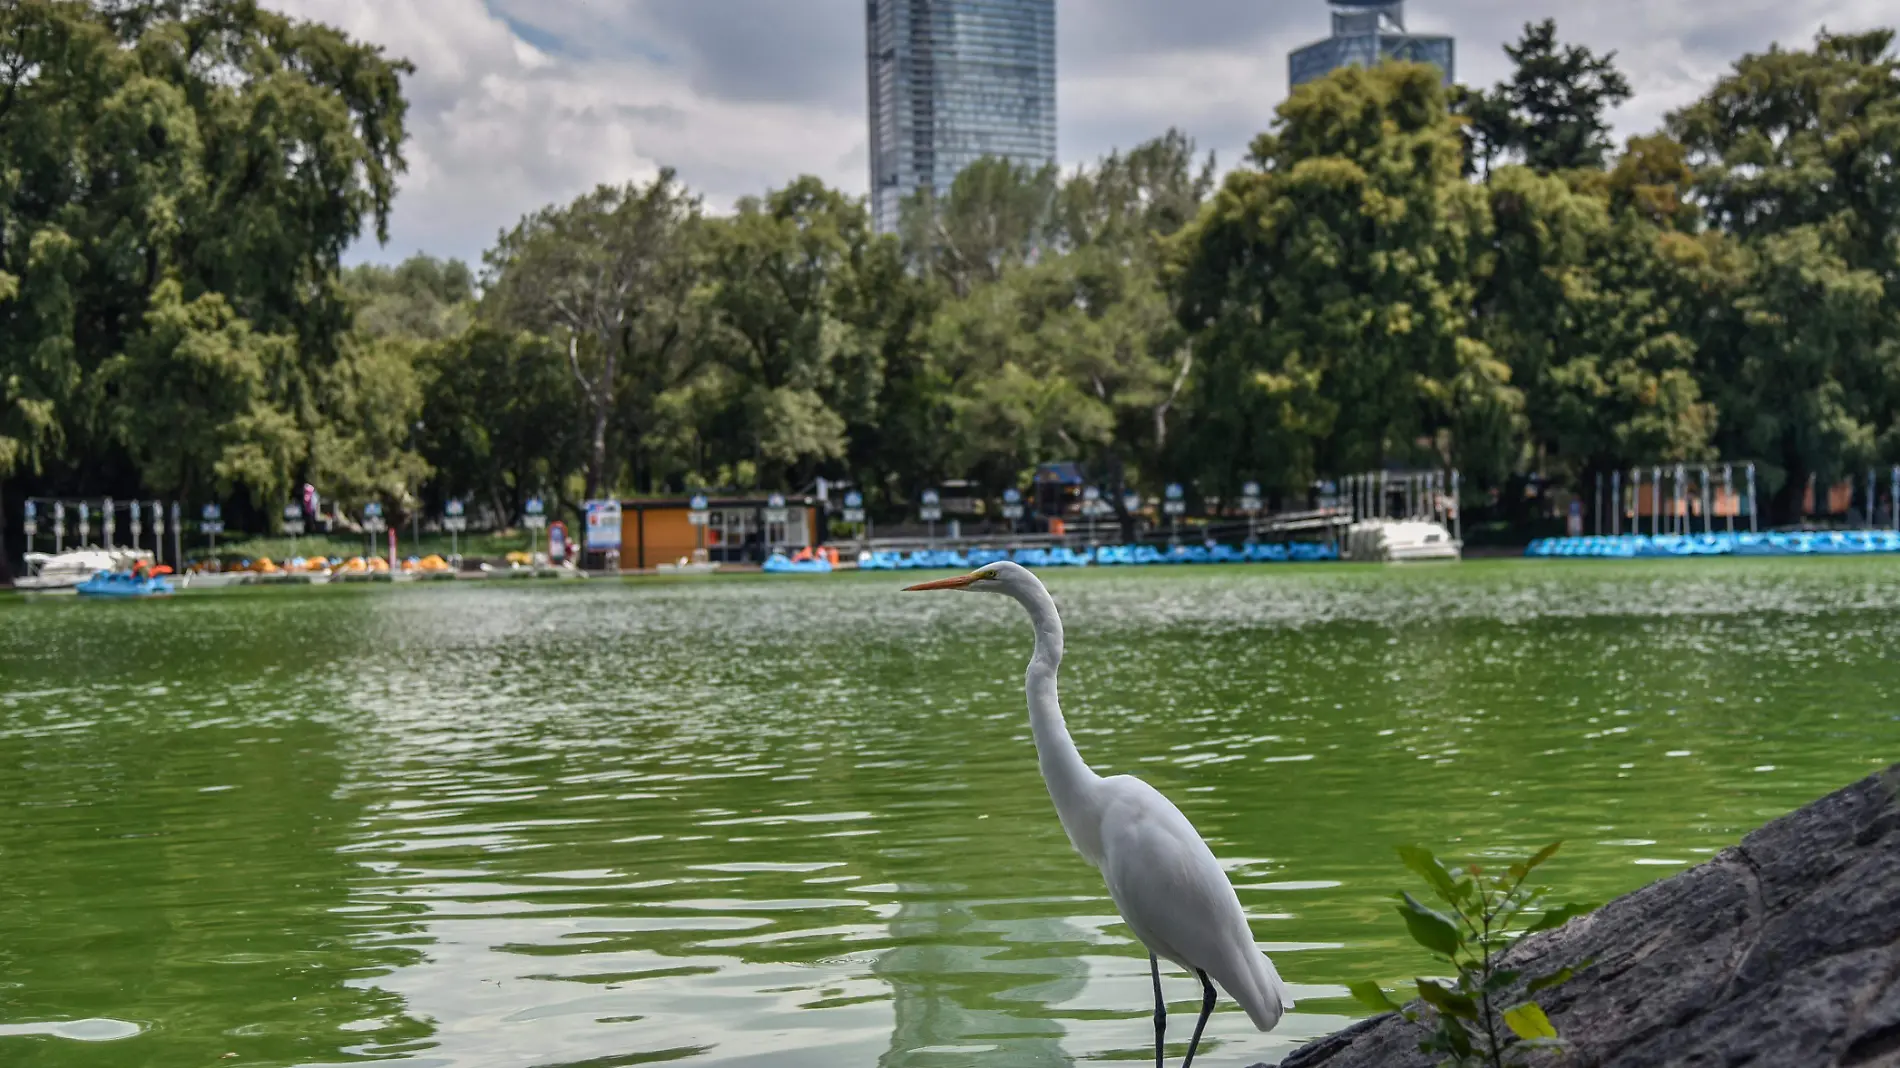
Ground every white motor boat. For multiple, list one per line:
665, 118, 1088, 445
17, 547, 157, 590
1345, 520, 1462, 562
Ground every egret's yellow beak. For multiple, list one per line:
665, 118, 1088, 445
903, 573, 979, 591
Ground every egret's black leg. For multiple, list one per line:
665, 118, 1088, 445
1181, 969, 1217, 1068
1149, 951, 1166, 1068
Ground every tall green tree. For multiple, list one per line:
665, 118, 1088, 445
900, 157, 1059, 297
342, 255, 475, 342
417, 326, 583, 520
699, 178, 868, 487
1172, 62, 1510, 497
0, 0, 410, 505
1475, 166, 1715, 490
1458, 20, 1633, 175
481, 172, 705, 498
1670, 29, 1900, 521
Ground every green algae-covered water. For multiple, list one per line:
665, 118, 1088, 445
3, 560, 1897, 1067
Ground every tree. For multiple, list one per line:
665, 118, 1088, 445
481, 173, 704, 499
1457, 20, 1633, 175
304, 333, 430, 516
342, 255, 475, 341
698, 178, 870, 488
900, 157, 1060, 297
1669, 30, 1900, 521
0, 0, 410, 499
830, 218, 942, 507
1172, 62, 1507, 496
1475, 166, 1715, 492
1053, 128, 1216, 251
102, 279, 303, 505
417, 326, 583, 521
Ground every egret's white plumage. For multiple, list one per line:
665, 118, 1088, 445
905, 561, 1291, 1064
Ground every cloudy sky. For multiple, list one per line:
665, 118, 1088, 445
262, 0, 1894, 267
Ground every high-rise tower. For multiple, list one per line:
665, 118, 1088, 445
865, 0, 1057, 235
1289, 0, 1454, 90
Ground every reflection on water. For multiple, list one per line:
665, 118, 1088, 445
2, 560, 1899, 1066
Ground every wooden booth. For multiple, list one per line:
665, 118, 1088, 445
616, 495, 824, 569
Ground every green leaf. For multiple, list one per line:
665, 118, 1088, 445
1524, 841, 1563, 872
1396, 892, 1465, 958
1524, 901, 1597, 935
1480, 968, 1521, 994
1504, 1001, 1559, 1039
1348, 980, 1402, 1012
1397, 844, 1461, 905
1526, 966, 1575, 994
1415, 979, 1479, 1021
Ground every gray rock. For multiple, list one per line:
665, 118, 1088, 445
1270, 763, 1900, 1068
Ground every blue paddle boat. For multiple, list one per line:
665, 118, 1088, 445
75, 570, 175, 599
762, 552, 833, 574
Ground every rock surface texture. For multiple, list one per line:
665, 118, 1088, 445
1273, 763, 1900, 1068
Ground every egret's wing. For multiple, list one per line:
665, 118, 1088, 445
1094, 775, 1290, 1031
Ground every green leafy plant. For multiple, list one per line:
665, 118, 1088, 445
1349, 842, 1596, 1067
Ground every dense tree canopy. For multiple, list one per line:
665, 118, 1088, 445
6, 3, 1899, 549
1, 0, 409, 520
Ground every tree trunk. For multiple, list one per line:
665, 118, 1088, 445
1771, 462, 1809, 530
0, 483, 14, 588
586, 400, 609, 500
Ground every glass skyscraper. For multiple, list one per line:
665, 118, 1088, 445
1289, 0, 1454, 90
865, 0, 1057, 235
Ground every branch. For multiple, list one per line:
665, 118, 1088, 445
567, 333, 603, 401
1153, 340, 1193, 449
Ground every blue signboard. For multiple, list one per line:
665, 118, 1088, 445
584, 499, 622, 550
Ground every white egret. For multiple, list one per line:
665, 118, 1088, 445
905, 561, 1290, 1067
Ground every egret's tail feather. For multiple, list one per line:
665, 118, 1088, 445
1228, 949, 1293, 1032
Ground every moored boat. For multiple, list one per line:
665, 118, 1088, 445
75, 569, 175, 599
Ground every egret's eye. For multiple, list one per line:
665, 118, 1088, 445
975, 569, 998, 582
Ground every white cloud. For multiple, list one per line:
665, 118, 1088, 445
263, 1, 1896, 266
267, 0, 864, 267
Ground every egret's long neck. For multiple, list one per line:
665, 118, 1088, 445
1015, 582, 1105, 863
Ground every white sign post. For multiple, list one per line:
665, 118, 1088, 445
282, 501, 304, 560
764, 493, 789, 553
443, 498, 466, 560
920, 488, 941, 543
687, 493, 711, 559
841, 490, 864, 525
1241, 480, 1262, 541
360, 502, 384, 566
1164, 483, 1186, 544
22, 500, 36, 556
523, 497, 547, 559
201, 502, 224, 556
